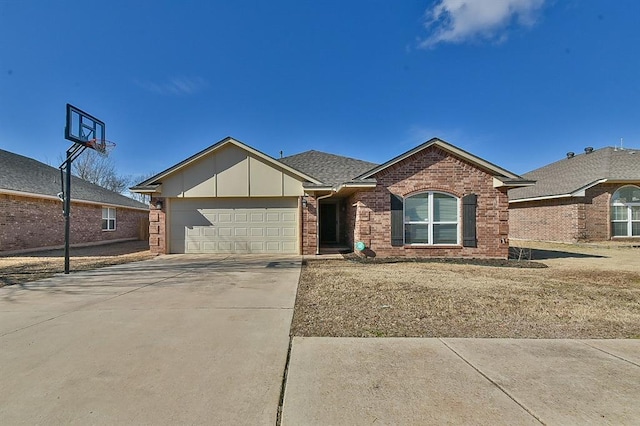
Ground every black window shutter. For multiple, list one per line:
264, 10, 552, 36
462, 194, 477, 248
390, 194, 403, 247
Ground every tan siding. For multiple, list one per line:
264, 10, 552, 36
161, 171, 184, 197
249, 156, 284, 196
215, 144, 249, 197
283, 172, 304, 196
182, 154, 216, 197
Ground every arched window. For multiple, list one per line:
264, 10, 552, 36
404, 192, 459, 245
611, 185, 640, 237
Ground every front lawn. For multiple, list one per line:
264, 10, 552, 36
291, 250, 640, 338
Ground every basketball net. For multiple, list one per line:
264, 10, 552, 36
86, 138, 116, 156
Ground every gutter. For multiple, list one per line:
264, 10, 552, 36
333, 182, 377, 192
509, 193, 573, 204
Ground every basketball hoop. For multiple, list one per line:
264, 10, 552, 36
86, 138, 116, 156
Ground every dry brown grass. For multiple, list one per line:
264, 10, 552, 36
291, 248, 640, 339
0, 241, 155, 287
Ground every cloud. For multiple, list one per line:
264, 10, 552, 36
136, 77, 209, 96
420, 0, 546, 48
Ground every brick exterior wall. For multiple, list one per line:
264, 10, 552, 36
584, 183, 617, 241
509, 198, 584, 242
303, 146, 511, 258
509, 183, 640, 242
149, 197, 167, 254
0, 193, 148, 253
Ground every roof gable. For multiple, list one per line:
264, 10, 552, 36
509, 147, 640, 202
356, 138, 525, 182
132, 137, 322, 190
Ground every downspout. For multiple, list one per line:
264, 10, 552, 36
315, 191, 335, 255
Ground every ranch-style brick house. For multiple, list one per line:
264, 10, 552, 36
509, 146, 640, 242
0, 149, 149, 253
132, 137, 532, 258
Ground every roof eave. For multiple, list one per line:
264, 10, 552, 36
129, 184, 162, 193
493, 177, 536, 188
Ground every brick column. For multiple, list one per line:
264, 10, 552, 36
149, 197, 167, 254
353, 199, 372, 254
302, 196, 317, 255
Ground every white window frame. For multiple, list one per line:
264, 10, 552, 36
102, 207, 116, 231
611, 185, 640, 238
404, 191, 460, 246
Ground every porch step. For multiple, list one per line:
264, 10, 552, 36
318, 246, 352, 255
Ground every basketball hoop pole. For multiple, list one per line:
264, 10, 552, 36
59, 143, 88, 274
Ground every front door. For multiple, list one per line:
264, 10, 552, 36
320, 203, 338, 244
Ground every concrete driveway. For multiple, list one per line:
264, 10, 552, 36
0, 255, 300, 425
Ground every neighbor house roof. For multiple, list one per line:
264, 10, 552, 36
0, 149, 148, 210
278, 150, 379, 186
509, 147, 640, 203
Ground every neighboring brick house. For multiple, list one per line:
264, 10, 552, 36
1, 149, 149, 253
132, 137, 531, 258
509, 146, 640, 242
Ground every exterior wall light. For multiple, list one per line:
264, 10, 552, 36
301, 197, 308, 208
155, 200, 163, 210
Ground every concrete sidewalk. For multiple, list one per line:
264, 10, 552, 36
0, 255, 301, 425
282, 337, 640, 425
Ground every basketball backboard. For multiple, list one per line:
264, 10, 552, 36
65, 104, 105, 146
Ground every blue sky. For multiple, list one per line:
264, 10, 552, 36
1, 0, 639, 181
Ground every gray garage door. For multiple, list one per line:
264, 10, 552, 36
169, 198, 299, 254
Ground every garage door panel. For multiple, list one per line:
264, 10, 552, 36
218, 241, 232, 251
282, 241, 297, 252
203, 242, 217, 251
266, 213, 280, 222
218, 227, 232, 236
282, 212, 296, 222
251, 228, 264, 236
186, 227, 200, 237
234, 241, 248, 251
170, 198, 298, 254
265, 242, 279, 251
250, 241, 264, 251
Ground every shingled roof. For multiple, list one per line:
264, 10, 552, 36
278, 150, 379, 186
0, 149, 148, 210
509, 147, 640, 202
